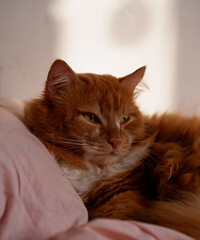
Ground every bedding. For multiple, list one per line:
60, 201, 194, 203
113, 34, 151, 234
0, 99, 193, 240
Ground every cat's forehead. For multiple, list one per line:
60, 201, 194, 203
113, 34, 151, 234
78, 73, 118, 86
78, 73, 122, 99
77, 73, 134, 113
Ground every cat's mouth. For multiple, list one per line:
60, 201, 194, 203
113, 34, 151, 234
85, 147, 125, 158
84, 143, 130, 158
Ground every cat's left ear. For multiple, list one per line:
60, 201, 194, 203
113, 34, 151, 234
119, 66, 146, 93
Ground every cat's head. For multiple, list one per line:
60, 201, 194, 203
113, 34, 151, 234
42, 60, 146, 167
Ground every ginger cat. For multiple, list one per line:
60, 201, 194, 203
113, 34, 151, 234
24, 60, 200, 239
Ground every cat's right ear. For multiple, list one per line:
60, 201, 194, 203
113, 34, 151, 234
45, 59, 77, 99
119, 66, 146, 94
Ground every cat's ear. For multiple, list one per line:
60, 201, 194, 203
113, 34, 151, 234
45, 59, 77, 99
119, 66, 146, 93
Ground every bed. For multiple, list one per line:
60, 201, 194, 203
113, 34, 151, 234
0, 99, 193, 240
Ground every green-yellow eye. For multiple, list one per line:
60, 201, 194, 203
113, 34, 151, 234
83, 113, 98, 123
120, 115, 130, 124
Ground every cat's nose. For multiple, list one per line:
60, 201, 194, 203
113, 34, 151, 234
107, 138, 121, 150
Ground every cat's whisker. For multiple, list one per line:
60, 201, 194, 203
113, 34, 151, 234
46, 137, 84, 143
88, 145, 101, 150
53, 143, 85, 153
84, 142, 103, 150
43, 137, 85, 146
63, 145, 83, 150
64, 148, 83, 153
53, 137, 85, 143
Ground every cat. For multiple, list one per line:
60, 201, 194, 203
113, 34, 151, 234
24, 59, 200, 239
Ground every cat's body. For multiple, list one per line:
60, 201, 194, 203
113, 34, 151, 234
25, 60, 200, 239
84, 113, 200, 225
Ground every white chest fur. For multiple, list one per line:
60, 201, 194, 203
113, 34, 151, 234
60, 144, 149, 197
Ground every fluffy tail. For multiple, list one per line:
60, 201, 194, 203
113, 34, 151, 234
144, 195, 200, 239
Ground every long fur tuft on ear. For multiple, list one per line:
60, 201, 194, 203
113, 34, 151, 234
45, 59, 77, 99
119, 66, 146, 94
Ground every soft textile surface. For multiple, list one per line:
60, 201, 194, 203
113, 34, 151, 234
0, 101, 87, 240
0, 99, 193, 240
49, 219, 193, 240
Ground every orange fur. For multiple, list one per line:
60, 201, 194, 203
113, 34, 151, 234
25, 60, 200, 239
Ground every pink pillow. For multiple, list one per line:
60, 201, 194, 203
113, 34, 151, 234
0, 102, 88, 240
50, 219, 193, 240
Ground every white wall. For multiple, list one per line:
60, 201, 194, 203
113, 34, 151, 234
0, 0, 200, 114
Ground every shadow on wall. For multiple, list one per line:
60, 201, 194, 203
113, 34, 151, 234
0, 0, 63, 99
109, 0, 151, 46
175, 0, 200, 113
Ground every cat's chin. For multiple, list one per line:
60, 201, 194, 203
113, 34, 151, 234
85, 153, 118, 168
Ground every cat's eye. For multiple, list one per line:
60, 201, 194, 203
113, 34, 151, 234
83, 113, 99, 124
120, 115, 130, 124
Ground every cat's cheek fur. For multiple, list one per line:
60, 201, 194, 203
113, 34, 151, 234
65, 116, 96, 139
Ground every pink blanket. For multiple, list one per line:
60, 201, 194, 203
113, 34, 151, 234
0, 100, 193, 240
